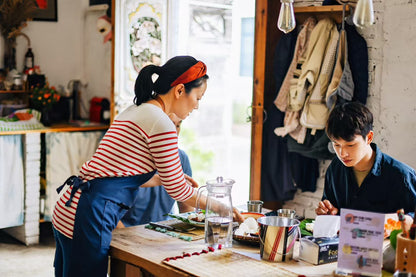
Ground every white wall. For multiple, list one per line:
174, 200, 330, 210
370, 0, 416, 168
1, 1, 111, 118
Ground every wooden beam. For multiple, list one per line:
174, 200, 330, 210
250, 0, 268, 201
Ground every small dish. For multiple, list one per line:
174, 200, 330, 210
233, 212, 265, 246
167, 212, 205, 227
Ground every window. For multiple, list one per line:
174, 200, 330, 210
169, 0, 255, 205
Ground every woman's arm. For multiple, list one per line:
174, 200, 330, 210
181, 190, 244, 223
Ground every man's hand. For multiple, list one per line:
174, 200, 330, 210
116, 220, 125, 229
140, 174, 161, 188
315, 200, 339, 215
233, 207, 244, 223
184, 174, 199, 188
178, 175, 200, 213
141, 174, 198, 188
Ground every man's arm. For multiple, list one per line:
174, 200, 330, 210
316, 167, 340, 215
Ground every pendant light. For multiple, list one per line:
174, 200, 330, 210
353, 0, 375, 28
277, 0, 296, 34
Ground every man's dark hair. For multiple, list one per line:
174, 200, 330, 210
326, 102, 373, 141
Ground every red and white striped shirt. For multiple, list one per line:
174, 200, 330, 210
52, 104, 195, 239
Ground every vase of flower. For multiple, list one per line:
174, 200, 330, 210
40, 107, 52, 126
29, 84, 61, 126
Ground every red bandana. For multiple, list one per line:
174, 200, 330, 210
170, 61, 207, 87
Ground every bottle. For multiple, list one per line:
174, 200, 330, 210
24, 47, 34, 72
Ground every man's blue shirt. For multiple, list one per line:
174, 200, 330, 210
121, 149, 192, 226
323, 143, 416, 215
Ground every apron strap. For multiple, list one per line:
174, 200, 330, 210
57, 175, 90, 207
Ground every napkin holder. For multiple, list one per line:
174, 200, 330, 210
299, 236, 339, 265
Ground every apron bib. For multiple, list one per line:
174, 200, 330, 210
65, 172, 155, 276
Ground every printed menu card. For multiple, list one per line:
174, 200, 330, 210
336, 208, 385, 277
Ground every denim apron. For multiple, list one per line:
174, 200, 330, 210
53, 172, 155, 277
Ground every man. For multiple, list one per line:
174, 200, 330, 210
119, 113, 195, 227
315, 102, 416, 230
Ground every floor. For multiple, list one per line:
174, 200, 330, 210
0, 222, 55, 277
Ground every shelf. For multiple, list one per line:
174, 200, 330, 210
0, 123, 109, 135
0, 90, 30, 94
294, 5, 350, 24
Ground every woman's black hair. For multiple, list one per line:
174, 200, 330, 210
133, 56, 208, 106
326, 102, 373, 141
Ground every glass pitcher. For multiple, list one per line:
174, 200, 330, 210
196, 176, 235, 248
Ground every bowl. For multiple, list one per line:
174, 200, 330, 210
233, 212, 265, 246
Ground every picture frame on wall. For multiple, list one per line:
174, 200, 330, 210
114, 0, 167, 114
33, 0, 58, 22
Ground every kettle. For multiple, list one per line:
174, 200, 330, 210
196, 176, 235, 248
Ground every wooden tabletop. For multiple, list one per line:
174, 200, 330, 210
109, 224, 338, 277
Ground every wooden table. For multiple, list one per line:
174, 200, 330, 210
109, 224, 338, 277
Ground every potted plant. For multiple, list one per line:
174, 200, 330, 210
29, 83, 60, 126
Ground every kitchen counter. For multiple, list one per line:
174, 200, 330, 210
109, 223, 338, 277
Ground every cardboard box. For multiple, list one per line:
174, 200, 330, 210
299, 236, 339, 265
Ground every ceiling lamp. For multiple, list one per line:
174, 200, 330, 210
353, 0, 375, 28
277, 0, 296, 34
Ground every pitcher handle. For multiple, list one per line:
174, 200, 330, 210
195, 185, 207, 213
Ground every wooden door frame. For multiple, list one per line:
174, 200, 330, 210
250, 0, 281, 200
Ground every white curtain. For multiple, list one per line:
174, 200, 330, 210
44, 131, 104, 221
0, 135, 24, 228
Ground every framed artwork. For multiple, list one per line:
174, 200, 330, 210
33, 0, 58, 22
114, 0, 167, 114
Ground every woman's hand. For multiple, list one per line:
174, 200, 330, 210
315, 200, 339, 215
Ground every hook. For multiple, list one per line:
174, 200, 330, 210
246, 105, 268, 123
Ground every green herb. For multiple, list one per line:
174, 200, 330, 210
167, 214, 194, 225
299, 218, 314, 237
390, 229, 402, 250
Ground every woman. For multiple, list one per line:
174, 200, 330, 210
52, 56, 241, 277
119, 113, 196, 227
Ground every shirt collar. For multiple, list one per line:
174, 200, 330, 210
370, 143, 382, 176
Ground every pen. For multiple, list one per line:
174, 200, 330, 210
397, 209, 408, 238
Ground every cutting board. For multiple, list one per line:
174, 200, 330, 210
147, 219, 205, 241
